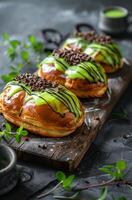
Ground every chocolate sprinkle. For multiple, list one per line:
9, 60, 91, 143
75, 31, 112, 44
14, 73, 57, 92
53, 48, 91, 65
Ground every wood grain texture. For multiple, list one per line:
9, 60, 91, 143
1, 61, 132, 171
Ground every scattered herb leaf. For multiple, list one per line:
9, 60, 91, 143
98, 187, 108, 200
2, 32, 10, 40
112, 110, 128, 120
56, 171, 75, 190
0, 122, 28, 143
21, 50, 29, 62
99, 160, 127, 180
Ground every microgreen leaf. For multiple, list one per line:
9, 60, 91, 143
15, 126, 28, 143
7, 47, 17, 61
116, 160, 127, 171
56, 171, 75, 190
2, 32, 10, 40
1, 71, 18, 83
99, 160, 127, 180
56, 171, 66, 182
98, 187, 108, 200
33, 41, 43, 53
0, 122, 28, 143
5, 122, 11, 133
28, 35, 36, 45
63, 175, 75, 189
10, 40, 21, 48
21, 50, 29, 62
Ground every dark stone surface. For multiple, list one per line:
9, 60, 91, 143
0, 0, 132, 199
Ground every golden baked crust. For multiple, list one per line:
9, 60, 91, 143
65, 79, 108, 98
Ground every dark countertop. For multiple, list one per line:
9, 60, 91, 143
0, 0, 132, 199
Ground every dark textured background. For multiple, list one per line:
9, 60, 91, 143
0, 0, 132, 199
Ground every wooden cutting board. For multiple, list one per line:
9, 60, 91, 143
1, 60, 132, 171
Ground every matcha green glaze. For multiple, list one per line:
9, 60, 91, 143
63, 37, 89, 51
66, 61, 107, 83
85, 43, 122, 68
104, 9, 126, 18
40, 56, 68, 73
41, 53, 107, 83
7, 85, 23, 98
4, 81, 82, 119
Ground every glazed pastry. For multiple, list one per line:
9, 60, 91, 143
0, 73, 84, 137
84, 34, 123, 73
63, 31, 95, 51
38, 48, 108, 98
63, 32, 123, 73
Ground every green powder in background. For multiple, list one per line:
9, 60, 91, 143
105, 9, 126, 18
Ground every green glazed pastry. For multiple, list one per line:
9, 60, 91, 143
63, 32, 123, 73
38, 48, 108, 98
0, 73, 84, 137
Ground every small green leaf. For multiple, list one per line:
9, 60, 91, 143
5, 122, 11, 132
117, 197, 127, 200
98, 187, 108, 200
63, 175, 75, 189
28, 35, 36, 45
15, 126, 28, 143
2, 32, 10, 40
99, 167, 114, 175
7, 47, 17, 61
10, 40, 20, 48
23, 43, 30, 49
1, 71, 18, 83
56, 171, 66, 182
15, 134, 21, 143
33, 42, 43, 53
21, 51, 29, 62
116, 160, 127, 171
21, 130, 28, 136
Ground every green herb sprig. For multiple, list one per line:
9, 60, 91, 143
0, 122, 28, 143
37, 160, 131, 200
37, 172, 75, 199
111, 109, 129, 120
0, 32, 48, 84
99, 160, 127, 180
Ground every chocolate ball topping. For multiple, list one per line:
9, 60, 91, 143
75, 31, 112, 44
14, 73, 57, 92
53, 48, 91, 65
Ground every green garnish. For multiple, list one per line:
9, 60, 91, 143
0, 122, 28, 143
0, 32, 48, 84
37, 160, 130, 200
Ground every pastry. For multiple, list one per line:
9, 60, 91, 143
38, 48, 108, 98
63, 31, 95, 50
0, 73, 84, 137
63, 32, 123, 73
